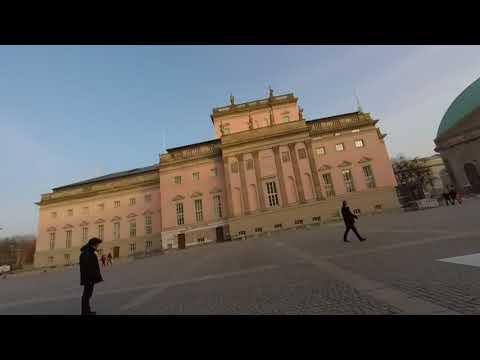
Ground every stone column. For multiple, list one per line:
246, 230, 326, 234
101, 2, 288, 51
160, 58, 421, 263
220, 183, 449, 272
304, 139, 325, 200
236, 153, 250, 215
272, 146, 289, 207
223, 156, 234, 217
252, 150, 266, 211
288, 143, 306, 203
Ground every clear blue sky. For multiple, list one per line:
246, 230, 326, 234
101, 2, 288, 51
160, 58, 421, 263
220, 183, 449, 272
2, 45, 480, 236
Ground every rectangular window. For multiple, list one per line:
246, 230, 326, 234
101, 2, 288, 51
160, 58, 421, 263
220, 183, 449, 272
65, 230, 72, 248
129, 222, 136, 238
355, 139, 365, 148
210, 168, 218, 177
129, 198, 136, 206
49, 232, 56, 250
145, 215, 152, 235
362, 165, 376, 189
231, 162, 239, 173
246, 159, 254, 170
315, 147, 326, 156
113, 222, 120, 240
174, 176, 182, 184
294, 219, 303, 225
144, 194, 152, 203
64, 253, 70, 264
238, 231, 246, 236
145, 240, 153, 249
213, 195, 223, 218
192, 172, 200, 181
374, 204, 383, 210
266, 181, 280, 207
255, 227, 262, 233
298, 148, 307, 159
353, 208, 361, 215
274, 223, 282, 229
82, 227, 88, 243
129, 243, 136, 253
281, 151, 290, 162
223, 126, 231, 135
342, 169, 355, 193
176, 203, 184, 225
51, 212, 57, 219
98, 224, 104, 240
82, 207, 89, 216
67, 209, 73, 217
114, 200, 120, 208
335, 143, 345, 152
197, 237, 205, 243
282, 115, 290, 123
312, 216, 322, 222
321, 173, 336, 197
97, 203, 105, 212
194, 199, 203, 222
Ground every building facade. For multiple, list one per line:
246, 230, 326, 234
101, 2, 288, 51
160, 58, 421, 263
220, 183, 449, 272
35, 91, 400, 267
434, 77, 480, 194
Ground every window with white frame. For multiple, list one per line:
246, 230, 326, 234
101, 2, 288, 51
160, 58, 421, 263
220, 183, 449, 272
129, 198, 136, 206
355, 139, 365, 148
174, 176, 182, 184
176, 202, 184, 225
316, 147, 326, 156
246, 159, 254, 170
335, 143, 345, 152
210, 168, 218, 177
49, 232, 56, 250
298, 148, 307, 159
282, 115, 290, 123
98, 224, 104, 240
266, 181, 280, 207
213, 195, 222, 218
281, 151, 290, 162
194, 199, 203, 222
192, 172, 200, 181
114, 200, 120, 208
322, 173, 336, 197
129, 221, 136, 238
144, 194, 152, 203
113, 222, 120, 240
145, 240, 153, 249
342, 169, 355, 193
129, 243, 136, 253
82, 227, 88, 243
66, 230, 72, 248
362, 165, 376, 189
145, 215, 152, 235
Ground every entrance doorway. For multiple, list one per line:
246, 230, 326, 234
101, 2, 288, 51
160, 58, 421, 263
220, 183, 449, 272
177, 233, 186, 249
113, 246, 120, 259
464, 163, 480, 193
216, 226, 225, 242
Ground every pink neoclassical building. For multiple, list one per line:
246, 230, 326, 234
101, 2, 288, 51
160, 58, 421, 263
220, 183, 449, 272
35, 90, 399, 267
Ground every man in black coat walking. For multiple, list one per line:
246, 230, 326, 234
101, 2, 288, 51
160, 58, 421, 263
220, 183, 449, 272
341, 200, 366, 242
80, 237, 103, 315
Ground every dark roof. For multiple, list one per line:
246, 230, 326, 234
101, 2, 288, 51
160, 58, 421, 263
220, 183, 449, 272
52, 164, 159, 191
306, 111, 360, 123
166, 138, 220, 152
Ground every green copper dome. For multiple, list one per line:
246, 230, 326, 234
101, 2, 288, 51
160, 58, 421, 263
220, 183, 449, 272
437, 77, 480, 137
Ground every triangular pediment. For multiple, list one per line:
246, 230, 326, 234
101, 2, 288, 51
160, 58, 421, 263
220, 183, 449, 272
318, 164, 332, 172
209, 187, 223, 194
191, 191, 203, 198
338, 161, 352, 168
111, 216, 122, 222
79, 221, 89, 227
46, 226, 57, 232
127, 213, 137, 218
172, 194, 185, 202
358, 156, 372, 164
95, 218, 105, 224
63, 224, 74, 229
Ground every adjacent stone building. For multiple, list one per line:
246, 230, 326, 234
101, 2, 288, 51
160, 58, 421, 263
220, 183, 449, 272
434, 77, 480, 194
35, 91, 400, 267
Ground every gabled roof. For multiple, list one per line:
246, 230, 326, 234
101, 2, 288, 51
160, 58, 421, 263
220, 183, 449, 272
52, 164, 159, 191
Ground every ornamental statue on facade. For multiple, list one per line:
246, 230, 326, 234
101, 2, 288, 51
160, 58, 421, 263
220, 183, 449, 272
220, 123, 225, 136
229, 93, 235, 105
268, 85, 274, 98
269, 108, 275, 126
299, 107, 304, 120
248, 112, 254, 130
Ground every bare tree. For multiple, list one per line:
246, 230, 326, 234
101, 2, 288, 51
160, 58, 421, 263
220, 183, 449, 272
393, 156, 435, 206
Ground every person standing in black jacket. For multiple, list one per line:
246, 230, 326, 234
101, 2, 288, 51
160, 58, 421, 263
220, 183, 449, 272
341, 201, 366, 243
80, 237, 103, 315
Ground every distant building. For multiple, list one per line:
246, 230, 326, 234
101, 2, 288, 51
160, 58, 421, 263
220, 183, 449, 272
434, 77, 480, 194
35, 91, 400, 268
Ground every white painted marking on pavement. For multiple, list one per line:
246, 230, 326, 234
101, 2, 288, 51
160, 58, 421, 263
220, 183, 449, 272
438, 253, 480, 268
